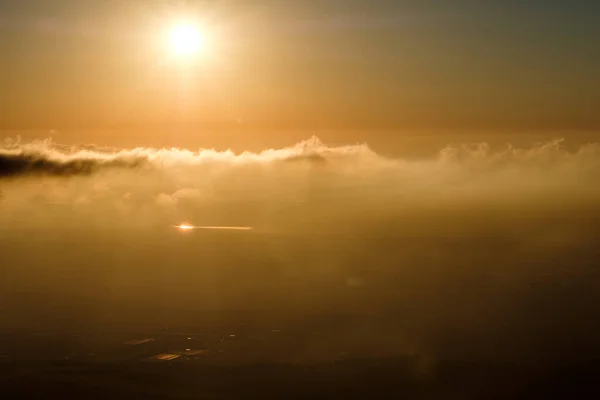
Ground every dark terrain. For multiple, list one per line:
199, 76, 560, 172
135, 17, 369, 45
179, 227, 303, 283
1, 328, 599, 399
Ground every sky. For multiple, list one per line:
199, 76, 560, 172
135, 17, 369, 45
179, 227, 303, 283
0, 0, 599, 149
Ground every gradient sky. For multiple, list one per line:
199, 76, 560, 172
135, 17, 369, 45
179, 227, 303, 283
1, 1, 599, 140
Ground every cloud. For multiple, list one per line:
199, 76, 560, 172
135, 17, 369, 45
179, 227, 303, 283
0, 141, 147, 178
2, 135, 599, 234
0, 136, 340, 179
2, 136, 600, 362
156, 192, 178, 208
2, 135, 600, 247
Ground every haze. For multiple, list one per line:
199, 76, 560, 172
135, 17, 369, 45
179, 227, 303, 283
1, 1, 600, 397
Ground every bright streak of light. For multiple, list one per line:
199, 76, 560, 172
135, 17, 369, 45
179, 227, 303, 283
176, 224, 195, 230
174, 224, 253, 231
197, 226, 253, 231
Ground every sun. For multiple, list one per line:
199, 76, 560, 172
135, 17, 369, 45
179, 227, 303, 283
168, 22, 204, 58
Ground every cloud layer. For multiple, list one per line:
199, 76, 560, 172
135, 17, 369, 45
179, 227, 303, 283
3, 136, 600, 230
2, 136, 600, 363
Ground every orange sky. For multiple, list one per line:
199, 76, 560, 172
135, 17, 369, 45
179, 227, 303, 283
1, 1, 599, 142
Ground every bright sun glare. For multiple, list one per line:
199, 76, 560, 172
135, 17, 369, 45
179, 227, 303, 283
177, 224, 195, 230
168, 22, 204, 58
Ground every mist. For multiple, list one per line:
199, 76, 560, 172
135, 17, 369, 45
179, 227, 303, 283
2, 136, 600, 364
